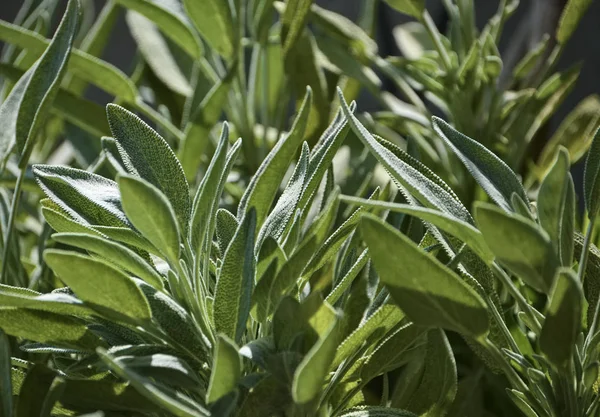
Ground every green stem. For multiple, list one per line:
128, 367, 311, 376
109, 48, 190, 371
0, 168, 26, 286
422, 10, 452, 72
483, 338, 528, 392
579, 214, 596, 284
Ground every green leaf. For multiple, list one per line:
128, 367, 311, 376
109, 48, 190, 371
0, 0, 78, 164
34, 165, 130, 228
113, 0, 203, 58
39, 376, 66, 417
118, 175, 181, 264
98, 349, 210, 417
360, 214, 489, 338
584, 126, 600, 216
537, 148, 575, 267
15, 365, 57, 417
214, 209, 256, 343
114, 353, 201, 389
340, 196, 494, 262
0, 308, 101, 351
0, 329, 11, 417
125, 11, 192, 96
281, 0, 314, 57
184, 0, 235, 57
432, 116, 529, 212
556, 0, 593, 44
338, 90, 471, 224
339, 406, 417, 416
207, 335, 241, 404
326, 248, 369, 305
216, 209, 239, 256
107, 104, 190, 232
383, 0, 425, 18
475, 203, 559, 293
238, 88, 312, 228
0, 283, 92, 317
44, 249, 152, 322
0, 67, 32, 163
51, 232, 164, 290
292, 317, 340, 404
539, 268, 583, 368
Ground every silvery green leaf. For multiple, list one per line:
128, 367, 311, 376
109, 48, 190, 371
280, 0, 314, 57
584, 126, 600, 216
537, 148, 575, 267
183, 0, 235, 58
238, 88, 312, 228
107, 104, 190, 232
539, 268, 582, 368
125, 11, 192, 96
118, 175, 181, 264
0, 329, 11, 417
216, 208, 239, 257
475, 203, 559, 294
326, 248, 369, 305
34, 165, 130, 228
360, 214, 489, 338
432, 116, 529, 212
44, 249, 152, 322
214, 209, 256, 343
51, 232, 164, 290
556, 0, 593, 44
113, 0, 203, 58
207, 335, 241, 404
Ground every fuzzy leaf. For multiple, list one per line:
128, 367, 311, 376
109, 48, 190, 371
475, 203, 559, 293
184, 0, 235, 57
214, 209, 256, 343
537, 148, 575, 267
539, 268, 583, 368
432, 117, 529, 212
207, 335, 242, 404
556, 0, 593, 44
107, 104, 190, 232
216, 209, 239, 256
360, 214, 489, 338
44, 249, 152, 322
0, 329, 11, 417
118, 175, 181, 264
584, 126, 600, 216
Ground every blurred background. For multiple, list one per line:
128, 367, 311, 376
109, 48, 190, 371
1, 0, 599, 183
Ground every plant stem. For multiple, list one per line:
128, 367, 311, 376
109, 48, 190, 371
579, 213, 596, 284
422, 10, 452, 72
0, 167, 26, 286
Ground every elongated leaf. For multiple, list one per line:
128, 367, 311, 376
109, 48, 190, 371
0, 20, 137, 101
281, 0, 314, 56
537, 148, 575, 267
238, 88, 312, 227
292, 318, 339, 404
184, 0, 235, 57
125, 11, 192, 96
107, 104, 190, 232
214, 209, 256, 343
118, 175, 181, 264
539, 268, 582, 368
0, 67, 33, 163
51, 232, 164, 289
34, 165, 130, 227
115, 353, 201, 388
326, 249, 369, 305
475, 203, 559, 293
338, 90, 471, 224
432, 117, 529, 212
207, 335, 241, 404
0, 284, 92, 317
584, 127, 600, 216
0, 308, 101, 351
556, 0, 593, 44
0, 329, 11, 417
216, 209, 239, 256
44, 250, 152, 322
360, 214, 489, 338
113, 0, 202, 58
0, 0, 78, 163
383, 0, 425, 18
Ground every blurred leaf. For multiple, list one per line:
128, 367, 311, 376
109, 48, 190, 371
360, 214, 489, 338
383, 0, 425, 19
339, 406, 417, 416
184, 0, 234, 58
556, 0, 593, 44
584, 126, 600, 216
0, 329, 11, 417
207, 335, 241, 404
280, 0, 314, 56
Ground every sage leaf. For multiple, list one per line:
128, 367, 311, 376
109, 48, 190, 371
432, 116, 529, 212
0, 284, 92, 317
360, 214, 489, 338
207, 335, 241, 404
44, 249, 152, 322
475, 202, 559, 293
107, 104, 190, 232
184, 0, 235, 58
540, 268, 583, 368
214, 209, 256, 343
537, 148, 575, 267
216, 209, 239, 256
281, 0, 314, 56
115, 353, 201, 389
0, 329, 11, 417
118, 175, 181, 264
584, 126, 600, 216
556, 0, 593, 44
383, 0, 425, 18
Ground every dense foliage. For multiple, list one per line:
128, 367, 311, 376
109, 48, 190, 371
1, 0, 600, 416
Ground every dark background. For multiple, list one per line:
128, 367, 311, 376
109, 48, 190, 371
1, 0, 600, 184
